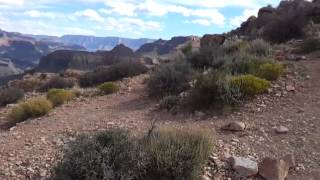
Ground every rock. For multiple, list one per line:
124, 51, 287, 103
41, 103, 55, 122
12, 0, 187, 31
275, 126, 289, 134
222, 121, 246, 131
231, 156, 258, 177
202, 175, 211, 180
286, 85, 295, 92
200, 34, 225, 48
259, 155, 295, 180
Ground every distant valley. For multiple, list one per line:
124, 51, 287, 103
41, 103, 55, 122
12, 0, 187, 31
29, 34, 155, 52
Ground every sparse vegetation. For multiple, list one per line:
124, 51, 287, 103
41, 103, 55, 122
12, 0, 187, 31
53, 127, 214, 180
0, 88, 24, 107
97, 82, 119, 95
38, 76, 74, 92
79, 61, 148, 87
148, 62, 192, 98
256, 63, 284, 81
8, 97, 53, 123
47, 89, 75, 107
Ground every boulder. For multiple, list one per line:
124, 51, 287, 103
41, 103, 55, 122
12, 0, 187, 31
231, 156, 258, 177
275, 126, 289, 134
221, 121, 246, 131
259, 155, 295, 180
200, 34, 225, 49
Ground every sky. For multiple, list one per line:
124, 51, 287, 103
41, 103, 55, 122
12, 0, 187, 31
0, 0, 281, 39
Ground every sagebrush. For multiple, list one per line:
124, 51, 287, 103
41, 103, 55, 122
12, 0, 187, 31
47, 89, 75, 107
148, 62, 192, 98
53, 127, 214, 180
8, 97, 53, 123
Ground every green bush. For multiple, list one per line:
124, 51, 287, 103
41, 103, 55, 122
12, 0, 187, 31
148, 62, 192, 98
79, 61, 148, 87
144, 127, 214, 180
53, 127, 214, 180
256, 63, 284, 81
38, 76, 74, 92
230, 75, 270, 97
159, 95, 179, 110
97, 82, 119, 95
8, 97, 53, 123
0, 88, 24, 107
47, 89, 75, 107
53, 130, 145, 180
299, 38, 320, 54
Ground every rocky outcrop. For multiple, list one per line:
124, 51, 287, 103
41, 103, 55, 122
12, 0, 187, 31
136, 36, 196, 56
0, 58, 20, 77
37, 44, 140, 73
200, 34, 225, 49
229, 0, 315, 38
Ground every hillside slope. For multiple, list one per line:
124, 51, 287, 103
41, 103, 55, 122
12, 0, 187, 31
0, 59, 319, 179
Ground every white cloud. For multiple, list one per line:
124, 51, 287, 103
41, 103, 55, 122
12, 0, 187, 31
191, 19, 211, 26
24, 10, 61, 19
0, 0, 24, 6
104, 17, 161, 32
74, 9, 104, 22
230, 8, 259, 27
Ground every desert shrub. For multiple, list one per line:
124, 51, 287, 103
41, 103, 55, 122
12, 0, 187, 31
10, 79, 41, 92
144, 127, 214, 180
47, 89, 75, 107
299, 38, 320, 54
230, 75, 270, 97
38, 76, 74, 92
148, 62, 192, 98
159, 95, 179, 110
256, 63, 284, 81
8, 97, 53, 123
0, 88, 24, 107
247, 39, 272, 57
79, 61, 148, 87
187, 47, 226, 69
53, 127, 214, 180
53, 130, 145, 180
97, 82, 119, 95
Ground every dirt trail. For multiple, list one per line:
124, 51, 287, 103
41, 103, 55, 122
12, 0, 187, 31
0, 60, 319, 180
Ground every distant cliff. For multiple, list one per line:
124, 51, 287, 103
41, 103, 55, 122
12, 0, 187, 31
37, 44, 140, 73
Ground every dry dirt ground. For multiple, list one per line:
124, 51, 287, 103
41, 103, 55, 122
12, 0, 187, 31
0, 60, 319, 180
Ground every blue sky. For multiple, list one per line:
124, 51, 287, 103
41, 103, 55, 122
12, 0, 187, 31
0, 0, 281, 39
